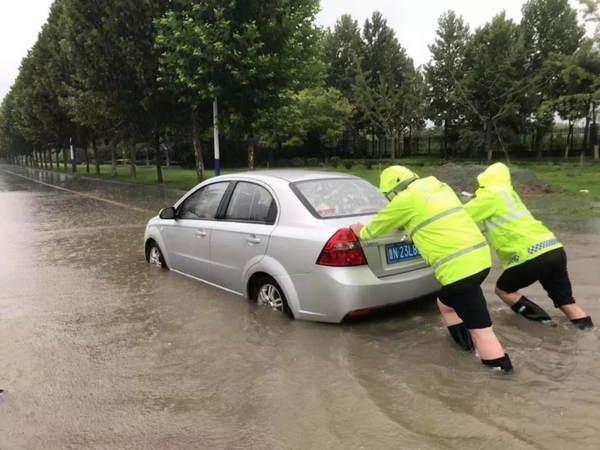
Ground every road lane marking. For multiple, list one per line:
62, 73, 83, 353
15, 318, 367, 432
0, 167, 152, 213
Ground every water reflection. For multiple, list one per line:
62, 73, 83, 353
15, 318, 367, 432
1, 166, 599, 449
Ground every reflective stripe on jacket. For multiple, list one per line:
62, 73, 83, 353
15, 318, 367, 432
464, 163, 562, 269
360, 176, 491, 286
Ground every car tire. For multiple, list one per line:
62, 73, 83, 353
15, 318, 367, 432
254, 276, 293, 318
147, 241, 168, 269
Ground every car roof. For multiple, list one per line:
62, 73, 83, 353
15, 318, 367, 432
218, 169, 358, 183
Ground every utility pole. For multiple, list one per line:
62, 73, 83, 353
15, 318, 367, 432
70, 137, 76, 173
213, 98, 221, 176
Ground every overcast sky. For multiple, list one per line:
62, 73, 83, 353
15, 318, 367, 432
0, 0, 587, 100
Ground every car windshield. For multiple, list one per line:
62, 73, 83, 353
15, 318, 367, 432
293, 178, 388, 218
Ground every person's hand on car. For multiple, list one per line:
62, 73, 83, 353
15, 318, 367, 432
350, 223, 364, 237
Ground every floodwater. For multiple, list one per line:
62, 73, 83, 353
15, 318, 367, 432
1, 165, 599, 449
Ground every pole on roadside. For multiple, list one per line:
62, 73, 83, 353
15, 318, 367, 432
70, 137, 76, 173
213, 97, 221, 176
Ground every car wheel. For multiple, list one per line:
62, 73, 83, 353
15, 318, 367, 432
147, 242, 167, 269
254, 276, 292, 317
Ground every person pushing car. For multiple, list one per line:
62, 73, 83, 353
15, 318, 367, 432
464, 162, 593, 329
350, 166, 512, 372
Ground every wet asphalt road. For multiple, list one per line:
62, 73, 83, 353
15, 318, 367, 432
0, 166, 599, 449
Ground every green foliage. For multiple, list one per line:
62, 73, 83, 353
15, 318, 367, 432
289, 87, 353, 148
520, 0, 585, 149
257, 87, 352, 151
306, 157, 321, 167
541, 40, 600, 120
329, 156, 341, 167
62, 0, 163, 139
343, 159, 355, 169
425, 11, 470, 134
324, 15, 363, 99
521, 0, 583, 72
352, 11, 422, 153
579, 0, 600, 41
291, 157, 304, 167
3, 0, 600, 169
156, 0, 323, 135
454, 13, 525, 158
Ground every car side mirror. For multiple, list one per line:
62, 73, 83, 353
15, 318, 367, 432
159, 207, 176, 220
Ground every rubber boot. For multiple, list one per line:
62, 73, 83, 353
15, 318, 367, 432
447, 323, 474, 351
511, 296, 552, 322
571, 316, 594, 330
482, 353, 513, 373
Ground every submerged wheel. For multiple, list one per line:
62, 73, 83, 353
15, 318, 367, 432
147, 241, 167, 269
254, 276, 292, 317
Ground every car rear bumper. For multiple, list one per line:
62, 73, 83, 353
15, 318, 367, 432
280, 265, 440, 323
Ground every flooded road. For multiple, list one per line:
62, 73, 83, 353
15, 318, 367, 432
1, 165, 599, 449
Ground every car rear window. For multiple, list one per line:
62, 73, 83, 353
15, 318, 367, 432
292, 178, 388, 218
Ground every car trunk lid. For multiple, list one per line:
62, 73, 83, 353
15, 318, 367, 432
323, 216, 429, 278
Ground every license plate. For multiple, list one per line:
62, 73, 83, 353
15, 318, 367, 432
385, 243, 420, 264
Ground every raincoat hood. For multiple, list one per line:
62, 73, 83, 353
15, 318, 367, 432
477, 163, 512, 188
379, 166, 419, 193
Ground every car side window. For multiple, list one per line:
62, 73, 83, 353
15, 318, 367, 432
178, 183, 229, 220
225, 182, 276, 223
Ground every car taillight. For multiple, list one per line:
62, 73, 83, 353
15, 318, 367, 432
316, 228, 367, 267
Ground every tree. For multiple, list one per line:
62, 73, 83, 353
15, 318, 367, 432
425, 11, 470, 158
61, 0, 168, 178
457, 13, 526, 161
157, 0, 322, 177
520, 0, 584, 158
256, 87, 352, 160
0, 91, 30, 165
353, 11, 415, 158
289, 87, 353, 152
580, 0, 600, 41
541, 40, 600, 159
324, 14, 363, 100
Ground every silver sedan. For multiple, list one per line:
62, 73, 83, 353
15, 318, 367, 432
144, 170, 440, 322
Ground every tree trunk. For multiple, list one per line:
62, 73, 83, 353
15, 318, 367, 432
111, 142, 117, 176
41, 148, 47, 169
493, 123, 511, 164
582, 113, 591, 159
84, 143, 90, 174
564, 121, 573, 160
155, 127, 163, 184
63, 148, 68, 170
191, 107, 205, 181
164, 143, 170, 167
48, 149, 54, 169
534, 125, 546, 160
129, 142, 137, 178
485, 122, 493, 162
248, 140, 256, 170
92, 139, 100, 174
593, 102, 599, 161
443, 119, 448, 159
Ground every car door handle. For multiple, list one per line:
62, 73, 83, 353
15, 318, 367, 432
247, 236, 262, 245
195, 230, 207, 238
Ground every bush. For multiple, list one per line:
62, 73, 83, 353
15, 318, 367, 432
329, 156, 341, 168
343, 159, 355, 169
363, 159, 374, 170
291, 157, 304, 167
275, 158, 291, 168
306, 157, 320, 167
